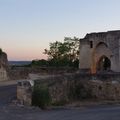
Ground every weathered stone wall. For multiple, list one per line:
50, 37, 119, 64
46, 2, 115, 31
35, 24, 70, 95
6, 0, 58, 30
9, 66, 78, 80
88, 80, 120, 100
34, 73, 120, 104
0, 67, 8, 81
0, 52, 8, 81
17, 81, 32, 106
79, 43, 91, 69
17, 72, 120, 106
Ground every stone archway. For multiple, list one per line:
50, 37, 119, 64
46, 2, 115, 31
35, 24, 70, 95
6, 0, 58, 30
91, 42, 112, 74
97, 56, 111, 71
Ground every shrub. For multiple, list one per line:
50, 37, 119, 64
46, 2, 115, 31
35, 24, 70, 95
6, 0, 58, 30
52, 100, 67, 106
32, 85, 51, 109
68, 84, 92, 100
0, 48, 2, 55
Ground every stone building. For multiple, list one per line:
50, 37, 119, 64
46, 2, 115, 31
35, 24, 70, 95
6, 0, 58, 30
79, 30, 120, 73
0, 50, 8, 81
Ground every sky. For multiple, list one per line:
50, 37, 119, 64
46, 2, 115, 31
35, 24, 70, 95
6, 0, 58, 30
0, 0, 120, 61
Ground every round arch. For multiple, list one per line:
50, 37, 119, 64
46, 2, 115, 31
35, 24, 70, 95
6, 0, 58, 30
95, 42, 108, 48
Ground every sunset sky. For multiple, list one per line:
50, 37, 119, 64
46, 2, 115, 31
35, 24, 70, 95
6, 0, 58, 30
0, 0, 120, 60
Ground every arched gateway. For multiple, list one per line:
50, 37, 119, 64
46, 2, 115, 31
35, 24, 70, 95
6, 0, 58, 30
97, 56, 111, 71
79, 30, 120, 73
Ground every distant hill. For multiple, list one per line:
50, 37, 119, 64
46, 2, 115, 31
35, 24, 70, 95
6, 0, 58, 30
8, 61, 31, 66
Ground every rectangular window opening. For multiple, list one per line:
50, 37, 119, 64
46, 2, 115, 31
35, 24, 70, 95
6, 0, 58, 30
90, 41, 93, 48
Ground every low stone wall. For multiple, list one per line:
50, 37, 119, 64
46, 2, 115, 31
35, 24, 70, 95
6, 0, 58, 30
34, 73, 120, 104
17, 72, 120, 106
0, 51, 9, 81
17, 80, 33, 106
0, 67, 8, 81
9, 66, 78, 80
87, 80, 120, 100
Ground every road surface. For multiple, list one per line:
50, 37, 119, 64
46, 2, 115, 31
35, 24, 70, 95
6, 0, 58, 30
0, 85, 16, 106
0, 81, 120, 120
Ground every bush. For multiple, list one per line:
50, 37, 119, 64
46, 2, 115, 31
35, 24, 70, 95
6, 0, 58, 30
0, 48, 2, 55
52, 100, 67, 106
32, 85, 51, 109
68, 84, 92, 100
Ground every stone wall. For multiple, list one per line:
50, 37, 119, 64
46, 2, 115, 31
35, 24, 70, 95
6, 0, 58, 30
0, 51, 8, 81
88, 80, 120, 100
17, 72, 120, 106
79, 30, 120, 73
17, 80, 33, 105
0, 67, 8, 81
9, 66, 78, 80
33, 73, 120, 105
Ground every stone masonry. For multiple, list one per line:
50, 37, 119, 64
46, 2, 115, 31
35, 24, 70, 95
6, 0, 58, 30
79, 30, 120, 73
17, 73, 120, 106
0, 51, 8, 81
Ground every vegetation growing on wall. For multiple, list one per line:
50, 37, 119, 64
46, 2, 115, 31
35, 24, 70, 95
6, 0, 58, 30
68, 82, 93, 100
32, 84, 51, 109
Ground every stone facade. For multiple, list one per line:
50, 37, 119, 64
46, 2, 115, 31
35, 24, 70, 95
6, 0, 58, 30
79, 30, 120, 73
0, 67, 8, 81
0, 51, 8, 81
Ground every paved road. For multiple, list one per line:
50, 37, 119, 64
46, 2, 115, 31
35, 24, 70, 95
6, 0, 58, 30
0, 85, 16, 106
0, 82, 120, 120
0, 104, 120, 120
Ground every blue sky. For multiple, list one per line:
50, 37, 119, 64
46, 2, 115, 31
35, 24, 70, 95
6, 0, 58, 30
0, 0, 120, 60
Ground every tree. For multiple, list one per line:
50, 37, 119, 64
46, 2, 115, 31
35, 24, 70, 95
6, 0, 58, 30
31, 59, 48, 67
0, 48, 2, 55
44, 37, 79, 67
44, 41, 63, 60
64, 37, 79, 61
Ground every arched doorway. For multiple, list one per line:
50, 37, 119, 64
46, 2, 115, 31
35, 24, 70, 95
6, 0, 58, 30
97, 56, 111, 71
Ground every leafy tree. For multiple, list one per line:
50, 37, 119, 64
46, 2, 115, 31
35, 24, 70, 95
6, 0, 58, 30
64, 37, 79, 61
32, 85, 51, 109
31, 59, 48, 67
0, 48, 2, 55
44, 41, 63, 60
44, 37, 79, 67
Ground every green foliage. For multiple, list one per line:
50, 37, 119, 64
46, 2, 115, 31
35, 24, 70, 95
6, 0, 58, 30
0, 48, 3, 55
52, 100, 67, 106
44, 37, 79, 68
31, 59, 48, 67
32, 85, 51, 109
68, 84, 92, 100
